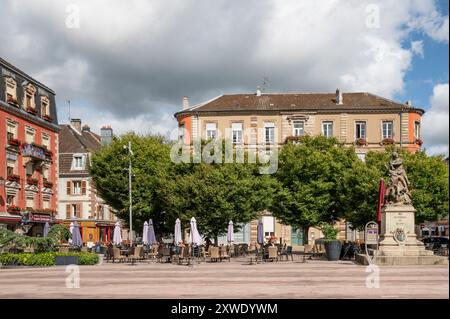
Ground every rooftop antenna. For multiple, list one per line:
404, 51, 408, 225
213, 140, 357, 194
66, 99, 71, 123
262, 76, 270, 93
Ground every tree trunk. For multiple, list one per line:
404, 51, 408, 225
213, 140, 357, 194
214, 236, 218, 246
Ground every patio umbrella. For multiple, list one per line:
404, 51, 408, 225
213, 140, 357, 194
148, 219, 157, 245
68, 222, 74, 244
227, 220, 234, 243
257, 219, 264, 245
113, 222, 122, 246
142, 221, 149, 245
71, 222, 83, 247
43, 222, 50, 237
189, 217, 202, 258
174, 218, 182, 246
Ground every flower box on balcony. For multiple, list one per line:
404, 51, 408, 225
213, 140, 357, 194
27, 177, 39, 185
42, 114, 53, 122
415, 138, 423, 146
43, 181, 53, 188
7, 138, 21, 147
380, 138, 395, 146
44, 149, 53, 157
7, 96, 18, 105
7, 205, 21, 214
285, 135, 305, 144
355, 138, 367, 146
26, 107, 37, 115
7, 174, 20, 182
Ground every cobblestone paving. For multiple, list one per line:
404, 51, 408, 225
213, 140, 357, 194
0, 258, 448, 298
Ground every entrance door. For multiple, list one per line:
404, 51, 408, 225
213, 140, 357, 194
291, 228, 304, 246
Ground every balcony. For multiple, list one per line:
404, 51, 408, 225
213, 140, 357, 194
7, 174, 20, 183
27, 177, 39, 186
6, 205, 22, 214
20, 143, 51, 161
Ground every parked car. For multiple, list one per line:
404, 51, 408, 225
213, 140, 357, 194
421, 236, 449, 250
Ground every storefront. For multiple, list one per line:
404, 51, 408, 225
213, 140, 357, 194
0, 214, 22, 231
26, 212, 55, 237
59, 220, 115, 244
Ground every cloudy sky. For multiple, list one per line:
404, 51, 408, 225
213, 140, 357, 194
1, 0, 448, 155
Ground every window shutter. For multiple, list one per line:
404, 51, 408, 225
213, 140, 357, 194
66, 204, 71, 219
81, 181, 87, 195
66, 181, 71, 195
76, 203, 82, 218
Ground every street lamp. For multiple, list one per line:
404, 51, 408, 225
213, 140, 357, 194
124, 141, 134, 244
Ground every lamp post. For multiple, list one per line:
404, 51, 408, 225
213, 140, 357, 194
124, 141, 133, 244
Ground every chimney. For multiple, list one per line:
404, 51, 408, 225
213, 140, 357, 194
405, 100, 412, 107
256, 86, 262, 97
336, 88, 343, 105
182, 96, 190, 110
70, 119, 82, 133
82, 125, 90, 132
100, 125, 113, 146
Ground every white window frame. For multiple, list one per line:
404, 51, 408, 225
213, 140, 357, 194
414, 121, 421, 139
322, 121, 333, 138
355, 121, 367, 139
71, 154, 85, 170
25, 126, 35, 144
205, 122, 217, 140
231, 122, 243, 145
42, 133, 50, 149
293, 120, 305, 137
382, 121, 394, 139
72, 181, 82, 195
264, 122, 275, 144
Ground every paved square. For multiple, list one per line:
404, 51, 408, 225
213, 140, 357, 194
0, 258, 448, 298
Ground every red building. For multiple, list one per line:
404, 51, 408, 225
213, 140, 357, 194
0, 57, 59, 235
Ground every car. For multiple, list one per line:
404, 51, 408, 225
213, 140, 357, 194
421, 236, 449, 250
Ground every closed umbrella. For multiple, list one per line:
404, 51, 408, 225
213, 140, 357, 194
227, 220, 234, 243
174, 218, 182, 246
257, 220, 264, 245
189, 217, 202, 258
148, 219, 157, 245
71, 222, 83, 247
113, 222, 122, 246
68, 222, 74, 244
43, 222, 50, 237
142, 221, 149, 245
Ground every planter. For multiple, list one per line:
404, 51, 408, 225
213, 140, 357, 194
324, 240, 342, 261
55, 256, 80, 266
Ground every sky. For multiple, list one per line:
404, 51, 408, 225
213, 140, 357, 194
0, 0, 448, 155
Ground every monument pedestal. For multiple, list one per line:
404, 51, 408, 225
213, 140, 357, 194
357, 205, 447, 266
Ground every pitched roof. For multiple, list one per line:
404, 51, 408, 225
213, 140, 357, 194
59, 125, 102, 175
175, 92, 424, 117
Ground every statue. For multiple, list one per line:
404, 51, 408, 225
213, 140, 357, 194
385, 152, 412, 205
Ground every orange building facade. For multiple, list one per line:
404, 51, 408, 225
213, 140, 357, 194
0, 58, 59, 235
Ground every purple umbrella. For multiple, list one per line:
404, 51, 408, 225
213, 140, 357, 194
257, 219, 264, 245
71, 222, 83, 247
148, 219, 157, 245
142, 221, 149, 245
227, 220, 234, 243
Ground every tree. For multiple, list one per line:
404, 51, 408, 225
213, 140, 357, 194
365, 148, 449, 224
271, 136, 360, 237
90, 133, 177, 236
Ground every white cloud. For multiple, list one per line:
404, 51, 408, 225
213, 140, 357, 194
422, 83, 449, 156
0, 0, 448, 136
411, 40, 424, 58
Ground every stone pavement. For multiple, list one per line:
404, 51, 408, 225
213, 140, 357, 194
0, 258, 448, 298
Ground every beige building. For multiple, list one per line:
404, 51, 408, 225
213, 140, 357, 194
174, 89, 425, 246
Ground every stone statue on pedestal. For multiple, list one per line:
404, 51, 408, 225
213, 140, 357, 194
385, 152, 412, 205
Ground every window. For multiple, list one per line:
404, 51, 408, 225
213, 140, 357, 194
42, 134, 50, 149
293, 121, 304, 137
264, 122, 275, 144
5, 77, 17, 104
73, 181, 82, 195
25, 127, 35, 144
42, 199, 50, 209
322, 121, 333, 138
41, 96, 50, 116
382, 121, 393, 139
205, 123, 217, 139
26, 197, 34, 210
25, 162, 33, 177
6, 195, 15, 206
72, 154, 85, 170
355, 121, 366, 139
262, 216, 275, 238
231, 123, 243, 145
7, 166, 14, 176
42, 166, 49, 181
178, 124, 185, 143
67, 180, 86, 195
414, 121, 421, 139
22, 84, 36, 110
7, 121, 18, 140
69, 204, 82, 218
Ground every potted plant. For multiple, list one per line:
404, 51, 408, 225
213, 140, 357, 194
415, 138, 423, 146
380, 138, 395, 146
355, 138, 367, 146
320, 222, 342, 261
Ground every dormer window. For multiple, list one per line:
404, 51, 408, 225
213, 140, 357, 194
71, 154, 86, 170
5, 77, 18, 105
23, 83, 37, 111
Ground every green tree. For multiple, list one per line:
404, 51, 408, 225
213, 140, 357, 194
90, 133, 177, 236
271, 135, 360, 238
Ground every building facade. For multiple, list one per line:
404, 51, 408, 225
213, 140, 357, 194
0, 58, 59, 235
57, 119, 117, 244
175, 89, 425, 246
